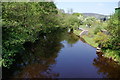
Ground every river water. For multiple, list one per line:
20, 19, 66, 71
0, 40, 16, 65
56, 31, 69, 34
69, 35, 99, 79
2, 30, 120, 78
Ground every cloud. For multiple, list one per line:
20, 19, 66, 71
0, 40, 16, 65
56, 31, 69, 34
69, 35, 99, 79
97, 3, 104, 6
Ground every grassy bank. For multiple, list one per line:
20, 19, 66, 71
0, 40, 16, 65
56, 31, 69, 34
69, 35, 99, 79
82, 35, 98, 47
73, 29, 98, 47
74, 29, 120, 64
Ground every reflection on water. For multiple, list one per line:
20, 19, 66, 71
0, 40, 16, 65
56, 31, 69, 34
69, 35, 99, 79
93, 53, 120, 78
2, 30, 120, 78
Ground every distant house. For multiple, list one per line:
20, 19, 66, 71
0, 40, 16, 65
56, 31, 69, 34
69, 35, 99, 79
115, 1, 120, 14
115, 7, 120, 13
100, 17, 107, 21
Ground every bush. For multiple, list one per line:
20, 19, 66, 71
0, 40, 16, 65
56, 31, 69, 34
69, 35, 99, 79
94, 32, 109, 48
94, 27, 101, 34
105, 13, 120, 50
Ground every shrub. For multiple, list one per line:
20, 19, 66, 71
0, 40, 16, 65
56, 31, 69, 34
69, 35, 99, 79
94, 32, 109, 48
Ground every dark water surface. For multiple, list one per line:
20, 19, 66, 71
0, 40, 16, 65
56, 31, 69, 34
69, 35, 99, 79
3, 31, 120, 78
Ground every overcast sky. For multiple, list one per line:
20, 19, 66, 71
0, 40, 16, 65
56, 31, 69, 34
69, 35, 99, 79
55, 1, 119, 15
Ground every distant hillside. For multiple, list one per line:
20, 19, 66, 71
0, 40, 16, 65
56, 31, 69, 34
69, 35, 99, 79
81, 13, 109, 19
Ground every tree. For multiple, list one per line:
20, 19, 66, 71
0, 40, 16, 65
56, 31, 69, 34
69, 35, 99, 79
64, 14, 79, 32
105, 13, 120, 50
84, 17, 97, 26
1, 2, 62, 67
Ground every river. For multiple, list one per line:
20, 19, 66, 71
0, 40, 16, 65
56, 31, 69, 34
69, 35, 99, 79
2, 30, 120, 78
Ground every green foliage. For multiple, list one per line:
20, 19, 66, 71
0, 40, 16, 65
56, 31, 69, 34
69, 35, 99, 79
101, 13, 120, 64
2, 2, 62, 67
72, 13, 82, 17
77, 14, 84, 25
64, 14, 79, 29
84, 17, 97, 26
105, 13, 120, 50
94, 32, 109, 47
94, 27, 101, 34
103, 49, 120, 64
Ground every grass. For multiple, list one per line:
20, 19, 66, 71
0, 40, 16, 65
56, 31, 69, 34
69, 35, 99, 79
73, 30, 82, 36
73, 25, 98, 48
82, 35, 98, 47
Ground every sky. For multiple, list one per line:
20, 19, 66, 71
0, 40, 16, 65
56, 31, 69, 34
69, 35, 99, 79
55, 1, 119, 15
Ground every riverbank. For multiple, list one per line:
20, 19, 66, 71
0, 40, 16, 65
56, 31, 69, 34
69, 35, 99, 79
74, 30, 120, 64
83, 36, 120, 64
73, 30, 98, 47
82, 35, 98, 47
